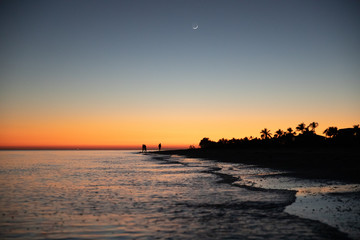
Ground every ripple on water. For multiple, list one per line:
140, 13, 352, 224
0, 151, 352, 240
224, 162, 360, 240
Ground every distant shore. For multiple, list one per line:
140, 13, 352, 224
150, 147, 360, 183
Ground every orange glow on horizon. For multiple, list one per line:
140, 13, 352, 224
1, 109, 359, 150
1, 1, 360, 151
0, 145, 186, 150
1, 98, 359, 149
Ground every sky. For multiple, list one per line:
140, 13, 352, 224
1, 0, 360, 149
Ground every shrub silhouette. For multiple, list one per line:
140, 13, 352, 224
323, 127, 338, 138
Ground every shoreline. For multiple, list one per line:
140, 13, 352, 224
150, 147, 360, 183
149, 147, 360, 239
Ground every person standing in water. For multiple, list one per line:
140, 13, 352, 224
142, 144, 147, 152
158, 143, 161, 151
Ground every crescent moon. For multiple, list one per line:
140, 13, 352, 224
192, 24, 198, 30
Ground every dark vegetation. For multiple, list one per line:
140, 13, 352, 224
198, 122, 360, 149
155, 123, 360, 183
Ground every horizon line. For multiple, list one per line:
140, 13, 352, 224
0, 145, 187, 151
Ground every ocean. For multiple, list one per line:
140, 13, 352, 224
0, 150, 358, 239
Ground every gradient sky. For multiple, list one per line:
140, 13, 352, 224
1, 0, 360, 149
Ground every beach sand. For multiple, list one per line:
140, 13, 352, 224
151, 147, 360, 239
153, 147, 360, 183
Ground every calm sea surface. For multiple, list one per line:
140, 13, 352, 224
0, 151, 357, 239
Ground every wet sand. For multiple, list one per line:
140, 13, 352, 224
0, 150, 357, 239
152, 147, 360, 183
151, 148, 360, 239
149, 153, 352, 239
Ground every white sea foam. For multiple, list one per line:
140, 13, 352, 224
217, 162, 360, 240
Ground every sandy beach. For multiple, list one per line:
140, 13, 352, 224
2, 150, 355, 239
151, 147, 360, 239
153, 147, 360, 183
150, 147, 360, 239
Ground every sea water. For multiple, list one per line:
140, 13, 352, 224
0, 151, 354, 239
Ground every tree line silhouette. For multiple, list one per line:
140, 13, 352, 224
198, 122, 360, 149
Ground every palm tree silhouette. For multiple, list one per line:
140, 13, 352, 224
323, 127, 338, 138
260, 128, 272, 140
287, 127, 294, 136
296, 123, 306, 134
308, 122, 319, 133
275, 129, 284, 138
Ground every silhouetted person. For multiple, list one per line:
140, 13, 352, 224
142, 144, 147, 152
158, 143, 161, 151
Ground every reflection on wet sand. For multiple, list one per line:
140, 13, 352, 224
223, 163, 360, 240
0, 151, 353, 239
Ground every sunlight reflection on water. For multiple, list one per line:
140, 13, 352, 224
0, 151, 352, 239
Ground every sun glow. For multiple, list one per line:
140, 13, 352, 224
1, 105, 358, 150
0, 1, 359, 150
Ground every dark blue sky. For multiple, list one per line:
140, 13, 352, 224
1, 0, 360, 146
